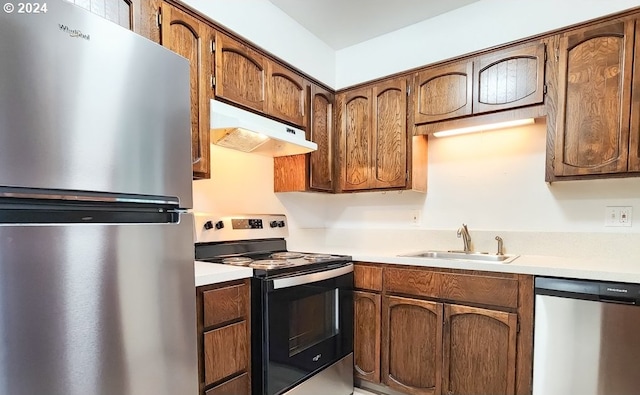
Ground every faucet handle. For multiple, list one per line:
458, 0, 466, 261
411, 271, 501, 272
495, 236, 504, 255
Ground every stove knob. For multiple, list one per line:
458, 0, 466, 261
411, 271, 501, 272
203, 221, 213, 230
215, 221, 224, 229
277, 221, 285, 227
269, 221, 278, 228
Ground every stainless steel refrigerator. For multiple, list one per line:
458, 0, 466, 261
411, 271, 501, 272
0, 1, 198, 394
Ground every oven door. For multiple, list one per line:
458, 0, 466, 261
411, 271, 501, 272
265, 264, 353, 395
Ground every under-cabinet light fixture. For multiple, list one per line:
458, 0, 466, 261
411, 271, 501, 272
432, 118, 535, 137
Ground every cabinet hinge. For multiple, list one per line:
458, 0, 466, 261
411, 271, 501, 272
517, 319, 521, 334
555, 45, 560, 62
211, 40, 216, 53
156, 11, 162, 28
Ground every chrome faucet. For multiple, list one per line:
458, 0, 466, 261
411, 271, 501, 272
495, 236, 504, 255
456, 224, 472, 253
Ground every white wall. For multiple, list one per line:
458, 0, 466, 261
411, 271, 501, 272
336, 0, 640, 88
181, 0, 336, 87
323, 123, 640, 234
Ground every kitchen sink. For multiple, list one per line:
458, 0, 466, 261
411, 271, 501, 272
399, 250, 519, 263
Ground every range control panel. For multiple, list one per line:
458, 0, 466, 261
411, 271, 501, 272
194, 213, 288, 243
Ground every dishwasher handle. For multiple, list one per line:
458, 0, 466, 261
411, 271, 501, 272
535, 276, 640, 304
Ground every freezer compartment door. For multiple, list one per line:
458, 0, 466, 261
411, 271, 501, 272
0, 0, 192, 207
0, 215, 197, 395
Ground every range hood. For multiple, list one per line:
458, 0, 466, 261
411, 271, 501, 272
210, 100, 317, 157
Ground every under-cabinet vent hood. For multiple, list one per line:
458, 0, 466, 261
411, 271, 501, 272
210, 100, 317, 157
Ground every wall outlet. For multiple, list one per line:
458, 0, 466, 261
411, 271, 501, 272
605, 206, 633, 227
410, 209, 422, 226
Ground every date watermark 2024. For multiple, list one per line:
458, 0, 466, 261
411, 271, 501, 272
4, 2, 48, 13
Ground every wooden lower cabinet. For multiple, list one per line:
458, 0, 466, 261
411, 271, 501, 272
382, 296, 443, 395
354, 264, 533, 395
197, 280, 251, 395
354, 291, 382, 383
443, 305, 517, 395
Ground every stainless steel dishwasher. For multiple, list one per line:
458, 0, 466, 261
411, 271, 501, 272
533, 277, 640, 395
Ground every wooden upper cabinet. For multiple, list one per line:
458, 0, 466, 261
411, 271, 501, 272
65, 0, 138, 30
354, 291, 381, 384
382, 295, 443, 395
338, 77, 410, 192
372, 79, 408, 189
309, 84, 335, 191
267, 63, 307, 127
473, 43, 546, 114
414, 60, 473, 124
554, 20, 634, 177
160, 4, 213, 179
214, 32, 267, 113
626, 19, 640, 172
442, 304, 517, 395
339, 86, 373, 191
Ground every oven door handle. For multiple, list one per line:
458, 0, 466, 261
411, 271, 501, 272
271, 264, 353, 290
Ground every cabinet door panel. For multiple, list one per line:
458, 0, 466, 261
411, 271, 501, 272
414, 61, 473, 124
628, 20, 640, 171
339, 88, 372, 190
474, 43, 546, 114
554, 21, 633, 176
161, 5, 212, 179
310, 85, 334, 191
268, 63, 306, 126
443, 304, 517, 395
204, 321, 249, 386
382, 296, 442, 395
373, 79, 407, 189
354, 291, 381, 383
215, 33, 266, 113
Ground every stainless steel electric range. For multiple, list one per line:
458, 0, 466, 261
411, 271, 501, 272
194, 214, 354, 395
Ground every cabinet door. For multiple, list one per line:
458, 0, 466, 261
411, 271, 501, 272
204, 321, 249, 386
267, 62, 307, 127
338, 87, 372, 191
160, 5, 213, 179
382, 295, 443, 395
554, 20, 634, 176
413, 61, 473, 124
354, 291, 381, 383
65, 0, 138, 30
215, 32, 267, 113
473, 43, 546, 114
372, 78, 408, 189
309, 84, 335, 191
442, 304, 517, 395
628, 20, 640, 172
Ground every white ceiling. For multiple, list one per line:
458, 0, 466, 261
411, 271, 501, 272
268, 0, 481, 50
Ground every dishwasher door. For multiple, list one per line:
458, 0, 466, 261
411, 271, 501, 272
533, 277, 640, 395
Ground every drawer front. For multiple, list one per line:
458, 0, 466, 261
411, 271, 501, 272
354, 264, 383, 291
203, 283, 248, 328
204, 321, 249, 386
205, 372, 250, 395
384, 268, 518, 309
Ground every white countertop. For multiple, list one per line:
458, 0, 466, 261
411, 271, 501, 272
301, 247, 640, 284
193, 248, 640, 285
194, 261, 253, 287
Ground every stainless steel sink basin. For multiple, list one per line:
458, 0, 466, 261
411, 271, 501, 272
399, 250, 519, 263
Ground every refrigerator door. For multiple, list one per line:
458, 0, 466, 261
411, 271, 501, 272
0, 0, 192, 208
0, 214, 197, 395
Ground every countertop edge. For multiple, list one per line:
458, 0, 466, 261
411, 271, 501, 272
194, 261, 253, 287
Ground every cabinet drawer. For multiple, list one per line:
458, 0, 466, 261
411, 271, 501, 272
354, 264, 383, 291
204, 321, 249, 386
384, 268, 518, 309
203, 283, 248, 328
205, 372, 250, 395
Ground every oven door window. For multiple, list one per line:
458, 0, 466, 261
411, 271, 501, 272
266, 271, 353, 395
289, 289, 339, 356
